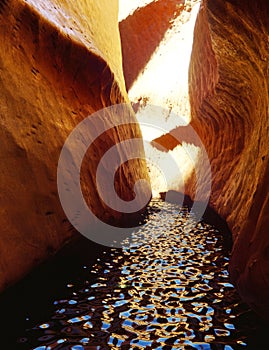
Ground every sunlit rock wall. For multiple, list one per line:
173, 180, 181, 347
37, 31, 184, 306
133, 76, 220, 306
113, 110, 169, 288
189, 0, 269, 319
119, 0, 202, 197
119, 0, 185, 91
0, 0, 148, 291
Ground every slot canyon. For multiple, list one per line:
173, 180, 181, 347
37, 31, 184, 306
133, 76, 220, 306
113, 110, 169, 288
0, 0, 269, 348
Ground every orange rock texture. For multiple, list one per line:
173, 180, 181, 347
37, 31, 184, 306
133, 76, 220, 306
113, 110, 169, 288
120, 0, 185, 91
188, 0, 269, 319
0, 0, 148, 291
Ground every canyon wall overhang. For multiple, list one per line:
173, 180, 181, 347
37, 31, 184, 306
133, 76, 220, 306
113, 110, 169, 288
188, 0, 269, 320
0, 0, 149, 291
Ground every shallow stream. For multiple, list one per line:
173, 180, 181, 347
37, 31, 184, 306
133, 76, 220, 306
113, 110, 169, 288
7, 200, 268, 349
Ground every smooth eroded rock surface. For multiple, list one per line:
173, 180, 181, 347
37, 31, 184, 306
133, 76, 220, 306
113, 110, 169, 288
0, 0, 149, 291
120, 0, 184, 91
188, 0, 269, 319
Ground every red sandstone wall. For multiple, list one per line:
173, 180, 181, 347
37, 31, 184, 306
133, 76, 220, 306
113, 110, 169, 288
0, 0, 148, 291
189, 0, 269, 319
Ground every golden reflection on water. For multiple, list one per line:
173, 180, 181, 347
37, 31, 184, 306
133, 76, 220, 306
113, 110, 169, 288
19, 200, 260, 349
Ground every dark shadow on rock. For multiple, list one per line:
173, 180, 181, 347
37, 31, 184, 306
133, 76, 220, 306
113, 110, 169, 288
120, 0, 184, 90
0, 208, 153, 347
0, 234, 112, 347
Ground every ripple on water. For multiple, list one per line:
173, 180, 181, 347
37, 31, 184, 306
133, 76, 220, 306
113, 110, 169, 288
17, 200, 264, 349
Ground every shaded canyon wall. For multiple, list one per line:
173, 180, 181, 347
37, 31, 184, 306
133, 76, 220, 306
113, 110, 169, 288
188, 0, 269, 319
0, 0, 149, 291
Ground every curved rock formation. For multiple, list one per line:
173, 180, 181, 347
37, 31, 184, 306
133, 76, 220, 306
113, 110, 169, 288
188, 0, 269, 319
0, 0, 149, 291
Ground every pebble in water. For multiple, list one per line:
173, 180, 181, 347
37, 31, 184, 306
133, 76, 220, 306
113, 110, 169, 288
17, 200, 265, 349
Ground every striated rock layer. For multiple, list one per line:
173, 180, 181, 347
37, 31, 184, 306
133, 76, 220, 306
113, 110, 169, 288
189, 0, 269, 319
0, 0, 149, 291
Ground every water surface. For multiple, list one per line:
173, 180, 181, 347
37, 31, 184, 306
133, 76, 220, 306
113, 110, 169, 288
13, 200, 268, 349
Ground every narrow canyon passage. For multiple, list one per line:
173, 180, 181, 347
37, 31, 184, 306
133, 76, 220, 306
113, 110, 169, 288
6, 200, 267, 349
1, 0, 269, 349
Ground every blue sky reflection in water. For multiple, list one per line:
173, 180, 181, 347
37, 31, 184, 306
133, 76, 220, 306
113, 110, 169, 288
17, 200, 267, 349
